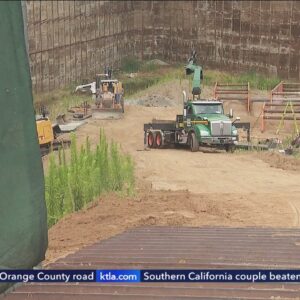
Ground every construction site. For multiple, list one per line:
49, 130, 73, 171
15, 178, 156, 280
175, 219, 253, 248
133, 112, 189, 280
1, 1, 300, 299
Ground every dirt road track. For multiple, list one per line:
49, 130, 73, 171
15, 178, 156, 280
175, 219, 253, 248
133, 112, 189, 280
46, 88, 300, 263
76, 103, 299, 194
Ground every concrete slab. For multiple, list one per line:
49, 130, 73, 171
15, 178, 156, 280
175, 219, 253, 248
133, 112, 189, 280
58, 121, 86, 132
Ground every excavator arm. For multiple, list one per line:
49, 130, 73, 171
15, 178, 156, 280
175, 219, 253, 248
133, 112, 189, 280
185, 51, 203, 99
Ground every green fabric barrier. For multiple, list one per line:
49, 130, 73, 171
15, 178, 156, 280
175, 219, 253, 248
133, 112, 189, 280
0, 1, 48, 293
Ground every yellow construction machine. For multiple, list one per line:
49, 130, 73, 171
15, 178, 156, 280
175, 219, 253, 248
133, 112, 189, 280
36, 117, 55, 146
35, 107, 70, 156
95, 68, 124, 113
75, 66, 124, 119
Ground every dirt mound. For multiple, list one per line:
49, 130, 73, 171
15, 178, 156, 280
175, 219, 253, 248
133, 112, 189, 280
257, 151, 300, 172
146, 59, 169, 66
127, 79, 212, 107
130, 94, 176, 107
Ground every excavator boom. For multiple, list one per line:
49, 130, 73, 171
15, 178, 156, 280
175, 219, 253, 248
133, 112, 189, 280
185, 51, 203, 98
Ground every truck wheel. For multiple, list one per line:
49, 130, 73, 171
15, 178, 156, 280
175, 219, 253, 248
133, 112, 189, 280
155, 132, 163, 148
148, 132, 156, 148
225, 144, 235, 153
189, 132, 199, 152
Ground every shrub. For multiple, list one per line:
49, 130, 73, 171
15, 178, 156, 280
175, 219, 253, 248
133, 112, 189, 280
121, 56, 142, 73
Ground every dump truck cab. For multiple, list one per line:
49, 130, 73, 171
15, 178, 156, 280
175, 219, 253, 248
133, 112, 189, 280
179, 99, 238, 152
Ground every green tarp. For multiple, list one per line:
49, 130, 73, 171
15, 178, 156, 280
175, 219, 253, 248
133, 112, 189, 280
0, 1, 48, 293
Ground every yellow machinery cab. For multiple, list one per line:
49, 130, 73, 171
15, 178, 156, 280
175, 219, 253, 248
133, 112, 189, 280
36, 117, 54, 146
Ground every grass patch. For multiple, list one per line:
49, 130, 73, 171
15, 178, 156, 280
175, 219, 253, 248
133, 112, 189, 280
45, 130, 135, 227
121, 66, 184, 98
120, 56, 162, 73
33, 59, 282, 119
121, 56, 281, 91
204, 69, 280, 90
121, 56, 142, 73
121, 57, 281, 97
33, 86, 92, 120
124, 73, 183, 98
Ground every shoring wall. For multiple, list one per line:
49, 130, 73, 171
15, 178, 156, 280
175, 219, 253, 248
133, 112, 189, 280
26, 1, 300, 93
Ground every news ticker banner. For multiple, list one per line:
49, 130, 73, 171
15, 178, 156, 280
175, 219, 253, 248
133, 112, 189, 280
1, 270, 300, 283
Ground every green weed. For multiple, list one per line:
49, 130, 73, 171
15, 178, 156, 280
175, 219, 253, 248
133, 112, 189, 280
45, 130, 135, 227
121, 56, 142, 73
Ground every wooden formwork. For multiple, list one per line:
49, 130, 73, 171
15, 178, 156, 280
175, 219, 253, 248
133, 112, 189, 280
261, 102, 300, 133
260, 81, 300, 133
214, 82, 250, 112
271, 81, 300, 103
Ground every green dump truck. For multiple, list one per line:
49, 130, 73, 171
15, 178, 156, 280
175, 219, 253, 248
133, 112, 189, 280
144, 92, 246, 153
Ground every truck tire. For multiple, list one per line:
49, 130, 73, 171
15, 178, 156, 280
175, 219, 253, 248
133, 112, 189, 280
189, 132, 199, 152
225, 144, 235, 153
155, 132, 163, 148
147, 132, 156, 148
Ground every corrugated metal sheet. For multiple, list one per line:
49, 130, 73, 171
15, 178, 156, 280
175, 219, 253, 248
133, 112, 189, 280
5, 226, 300, 299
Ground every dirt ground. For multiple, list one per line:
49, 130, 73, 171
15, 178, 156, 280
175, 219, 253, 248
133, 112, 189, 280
45, 80, 300, 264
